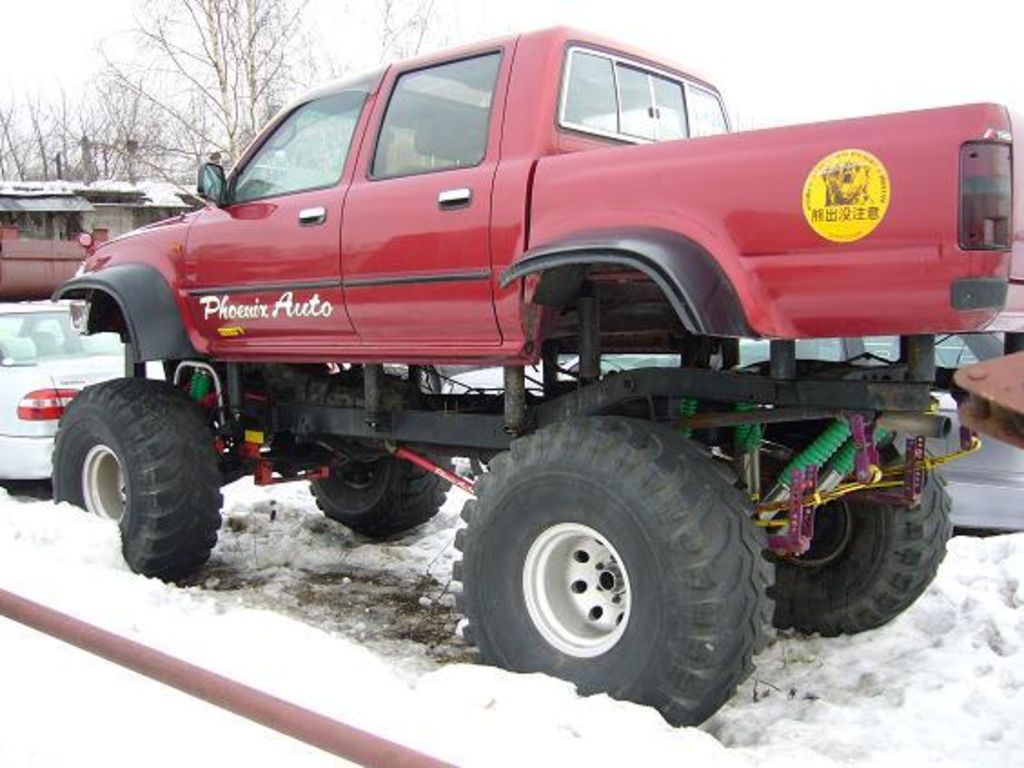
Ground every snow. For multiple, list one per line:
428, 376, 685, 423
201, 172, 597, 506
0, 179, 192, 207
1, 481, 1022, 766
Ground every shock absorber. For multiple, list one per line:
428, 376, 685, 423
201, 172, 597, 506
817, 427, 892, 492
764, 419, 851, 503
734, 402, 763, 500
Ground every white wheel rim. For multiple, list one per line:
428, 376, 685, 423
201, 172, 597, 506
81, 444, 126, 522
522, 522, 632, 658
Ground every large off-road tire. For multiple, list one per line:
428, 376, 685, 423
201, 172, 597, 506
453, 417, 772, 726
53, 378, 222, 581
311, 456, 448, 538
770, 474, 952, 636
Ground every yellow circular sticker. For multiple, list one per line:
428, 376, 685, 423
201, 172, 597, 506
802, 148, 891, 243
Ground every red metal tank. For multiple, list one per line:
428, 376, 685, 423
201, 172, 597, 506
0, 227, 85, 300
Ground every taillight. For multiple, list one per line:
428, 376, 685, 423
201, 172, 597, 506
959, 141, 1012, 250
17, 389, 79, 421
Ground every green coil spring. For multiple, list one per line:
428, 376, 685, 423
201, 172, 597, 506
733, 402, 762, 453
189, 370, 212, 401
679, 397, 698, 437
776, 419, 851, 489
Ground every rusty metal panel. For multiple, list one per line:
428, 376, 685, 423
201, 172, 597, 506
955, 351, 1024, 449
0, 237, 83, 300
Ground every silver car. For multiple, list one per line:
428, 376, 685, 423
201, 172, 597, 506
0, 303, 123, 480
929, 335, 1023, 531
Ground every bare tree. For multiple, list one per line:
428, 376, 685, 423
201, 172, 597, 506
25, 94, 53, 180
375, 0, 439, 61
0, 95, 29, 180
101, 0, 310, 176
0, 0, 449, 185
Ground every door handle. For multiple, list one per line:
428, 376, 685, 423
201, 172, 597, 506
298, 206, 327, 226
437, 188, 472, 210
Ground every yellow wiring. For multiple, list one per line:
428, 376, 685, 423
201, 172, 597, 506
753, 437, 983, 527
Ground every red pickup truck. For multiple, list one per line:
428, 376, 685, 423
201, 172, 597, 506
53, 27, 1022, 725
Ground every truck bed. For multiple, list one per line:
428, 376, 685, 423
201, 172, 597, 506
528, 103, 1017, 338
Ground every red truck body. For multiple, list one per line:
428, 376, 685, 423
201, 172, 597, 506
73, 27, 1022, 365
51, 28, 1024, 728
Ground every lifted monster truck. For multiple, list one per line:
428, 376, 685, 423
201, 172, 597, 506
53, 27, 1022, 725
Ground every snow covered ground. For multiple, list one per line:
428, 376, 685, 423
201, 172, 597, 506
1, 480, 1021, 766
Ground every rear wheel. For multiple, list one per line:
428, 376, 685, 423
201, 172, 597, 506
311, 456, 449, 538
53, 378, 223, 581
454, 417, 772, 726
771, 474, 952, 635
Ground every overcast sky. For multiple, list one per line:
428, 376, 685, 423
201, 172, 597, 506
3, 0, 1022, 128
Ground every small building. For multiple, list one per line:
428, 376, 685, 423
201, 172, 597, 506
0, 180, 200, 300
0, 180, 200, 241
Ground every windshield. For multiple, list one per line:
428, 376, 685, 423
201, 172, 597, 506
0, 312, 122, 366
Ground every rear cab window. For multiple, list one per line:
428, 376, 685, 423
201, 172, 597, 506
559, 46, 729, 144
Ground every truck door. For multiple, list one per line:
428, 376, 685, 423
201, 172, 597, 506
183, 88, 369, 354
342, 51, 507, 346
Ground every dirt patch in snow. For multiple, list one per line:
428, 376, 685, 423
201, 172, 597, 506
185, 561, 476, 665
177, 480, 476, 670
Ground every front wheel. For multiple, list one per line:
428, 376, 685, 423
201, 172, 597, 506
53, 378, 223, 581
454, 418, 772, 726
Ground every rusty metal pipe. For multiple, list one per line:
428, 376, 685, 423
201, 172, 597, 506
0, 587, 452, 768
393, 445, 476, 496
676, 406, 837, 431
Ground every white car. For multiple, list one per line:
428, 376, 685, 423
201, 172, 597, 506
0, 303, 124, 480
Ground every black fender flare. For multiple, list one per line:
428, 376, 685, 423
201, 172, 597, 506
501, 227, 752, 337
54, 263, 200, 362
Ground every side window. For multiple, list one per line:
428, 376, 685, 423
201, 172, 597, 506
616, 65, 655, 140
561, 48, 724, 143
372, 53, 501, 179
616, 65, 687, 142
686, 86, 729, 138
562, 52, 617, 134
233, 91, 365, 203
652, 76, 687, 140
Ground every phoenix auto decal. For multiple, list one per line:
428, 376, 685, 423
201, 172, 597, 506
199, 291, 334, 321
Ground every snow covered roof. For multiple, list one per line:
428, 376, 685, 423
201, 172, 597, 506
0, 179, 195, 209
0, 195, 93, 212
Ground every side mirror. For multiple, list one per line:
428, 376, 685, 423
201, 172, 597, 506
197, 162, 227, 205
